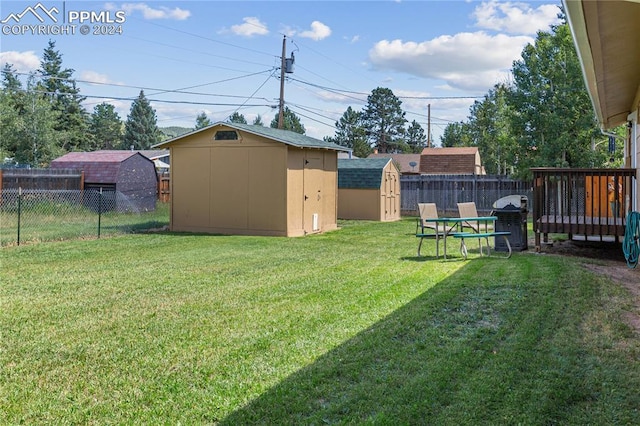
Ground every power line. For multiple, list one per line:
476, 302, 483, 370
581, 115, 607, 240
133, 17, 276, 59
12, 87, 273, 108
14, 70, 275, 101
124, 34, 274, 69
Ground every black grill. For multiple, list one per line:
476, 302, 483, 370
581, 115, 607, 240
493, 196, 528, 252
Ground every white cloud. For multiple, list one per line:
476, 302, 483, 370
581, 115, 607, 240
80, 71, 118, 85
298, 21, 331, 41
473, 1, 560, 35
315, 90, 366, 105
229, 17, 269, 37
0, 50, 40, 73
368, 32, 533, 92
119, 3, 190, 20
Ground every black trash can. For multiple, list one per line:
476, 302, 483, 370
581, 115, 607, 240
493, 195, 528, 252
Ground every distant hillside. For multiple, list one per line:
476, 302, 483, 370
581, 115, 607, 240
160, 126, 192, 140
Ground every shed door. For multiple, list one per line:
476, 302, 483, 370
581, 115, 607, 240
383, 171, 397, 220
303, 152, 323, 234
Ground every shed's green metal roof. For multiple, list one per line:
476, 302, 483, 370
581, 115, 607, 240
154, 122, 350, 152
338, 158, 394, 189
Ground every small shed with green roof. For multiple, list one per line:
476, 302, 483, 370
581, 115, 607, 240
155, 122, 349, 237
337, 158, 400, 221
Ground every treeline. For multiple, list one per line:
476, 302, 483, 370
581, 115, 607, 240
1, 40, 166, 166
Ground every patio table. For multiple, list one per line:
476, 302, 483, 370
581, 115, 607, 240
416, 216, 497, 259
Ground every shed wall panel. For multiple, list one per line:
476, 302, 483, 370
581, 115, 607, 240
171, 147, 210, 230
286, 148, 305, 236
248, 147, 287, 232
338, 189, 381, 220
211, 147, 249, 229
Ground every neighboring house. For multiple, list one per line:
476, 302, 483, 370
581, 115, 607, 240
50, 151, 158, 211
138, 149, 170, 171
420, 147, 485, 175
154, 122, 349, 237
337, 158, 401, 221
367, 153, 421, 174
564, 0, 639, 213
338, 151, 357, 159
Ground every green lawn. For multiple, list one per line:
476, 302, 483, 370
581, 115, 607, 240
1, 218, 639, 424
0, 202, 169, 246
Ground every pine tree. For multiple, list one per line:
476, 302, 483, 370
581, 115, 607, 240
195, 112, 212, 129
270, 106, 305, 134
36, 40, 89, 152
406, 120, 427, 153
228, 112, 246, 124
325, 106, 370, 158
361, 87, 407, 153
123, 90, 160, 150
90, 103, 123, 150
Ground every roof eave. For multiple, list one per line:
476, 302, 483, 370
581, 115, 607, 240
564, 0, 606, 127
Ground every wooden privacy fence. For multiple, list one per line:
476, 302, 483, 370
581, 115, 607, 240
401, 174, 532, 216
158, 172, 170, 203
0, 168, 83, 191
1, 168, 170, 202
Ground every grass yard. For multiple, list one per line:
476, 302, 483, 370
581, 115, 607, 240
0, 202, 170, 246
1, 218, 639, 424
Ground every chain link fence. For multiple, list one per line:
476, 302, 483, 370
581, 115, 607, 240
0, 188, 169, 246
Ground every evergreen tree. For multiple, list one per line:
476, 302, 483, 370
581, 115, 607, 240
270, 106, 305, 134
406, 120, 427, 153
361, 87, 407, 153
195, 112, 212, 129
36, 40, 89, 152
325, 106, 370, 158
228, 112, 247, 124
90, 103, 123, 150
2, 63, 22, 92
123, 90, 160, 150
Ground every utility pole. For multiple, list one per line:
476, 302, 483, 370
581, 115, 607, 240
427, 103, 431, 148
277, 35, 286, 129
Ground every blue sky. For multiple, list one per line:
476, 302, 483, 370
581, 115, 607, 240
1, 0, 562, 143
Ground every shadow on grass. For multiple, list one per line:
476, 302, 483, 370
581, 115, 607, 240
218, 260, 615, 425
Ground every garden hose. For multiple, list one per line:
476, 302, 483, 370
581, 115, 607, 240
623, 211, 640, 269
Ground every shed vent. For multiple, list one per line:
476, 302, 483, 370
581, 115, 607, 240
312, 213, 319, 231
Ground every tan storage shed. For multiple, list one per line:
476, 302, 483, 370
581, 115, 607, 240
337, 158, 401, 221
154, 122, 349, 237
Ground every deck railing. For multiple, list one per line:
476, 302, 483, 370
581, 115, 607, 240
531, 168, 636, 249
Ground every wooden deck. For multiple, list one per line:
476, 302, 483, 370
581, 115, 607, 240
537, 215, 625, 236
532, 168, 636, 250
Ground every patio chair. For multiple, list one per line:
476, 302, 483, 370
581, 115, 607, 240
416, 203, 456, 258
457, 202, 494, 233
417, 203, 454, 234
